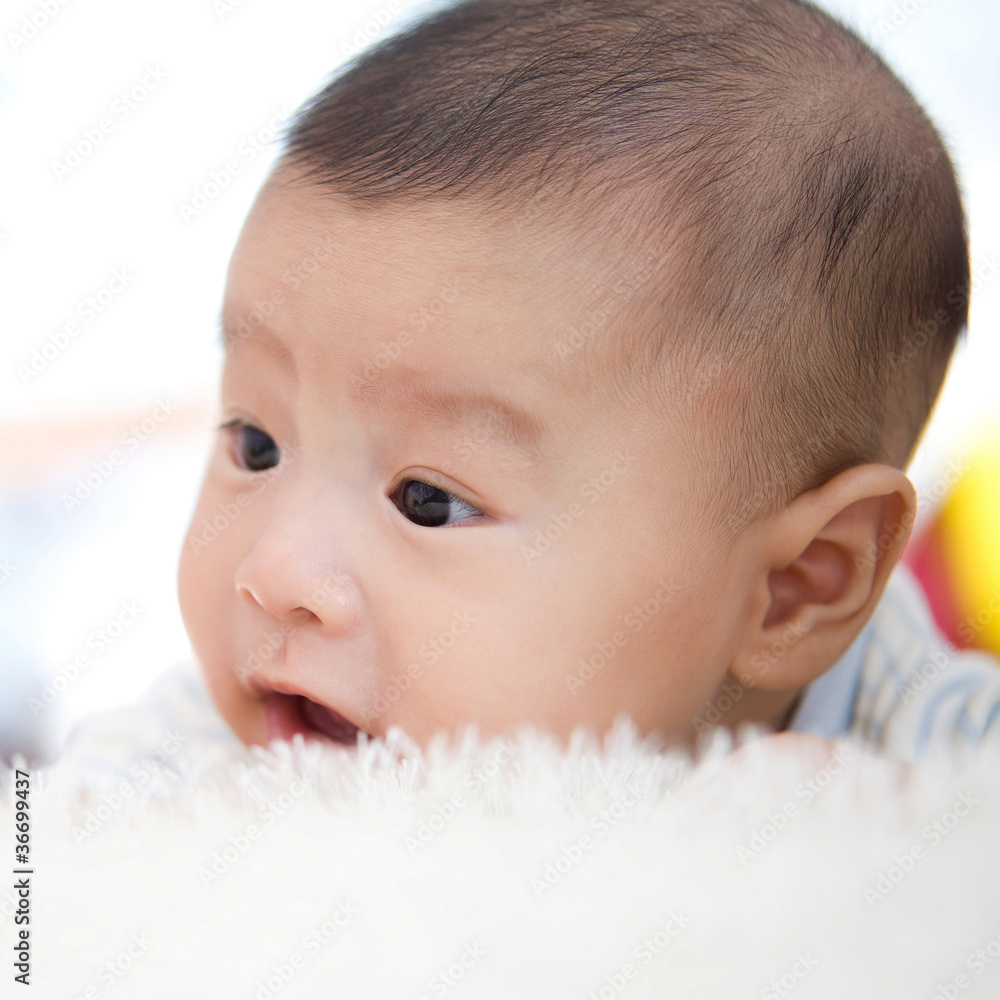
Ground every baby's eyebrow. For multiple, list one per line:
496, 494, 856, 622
218, 311, 293, 360
217, 308, 547, 461
350, 367, 547, 461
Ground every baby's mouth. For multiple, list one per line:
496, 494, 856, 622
264, 692, 366, 746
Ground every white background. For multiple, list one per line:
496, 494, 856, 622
1, 0, 997, 759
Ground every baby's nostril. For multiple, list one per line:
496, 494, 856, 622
236, 581, 266, 609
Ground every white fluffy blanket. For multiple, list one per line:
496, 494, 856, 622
4, 723, 1000, 999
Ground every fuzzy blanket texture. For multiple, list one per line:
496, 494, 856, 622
3, 722, 1000, 1000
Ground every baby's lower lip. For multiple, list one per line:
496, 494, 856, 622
264, 692, 363, 745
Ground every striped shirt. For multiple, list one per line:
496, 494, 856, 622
789, 564, 1000, 761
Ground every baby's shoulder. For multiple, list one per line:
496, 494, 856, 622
851, 566, 1000, 760
52, 661, 239, 792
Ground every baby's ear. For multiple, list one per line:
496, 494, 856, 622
730, 464, 916, 691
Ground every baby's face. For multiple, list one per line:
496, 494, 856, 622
178, 171, 751, 748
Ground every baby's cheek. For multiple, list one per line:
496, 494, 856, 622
179, 557, 223, 691
178, 490, 244, 696
177, 536, 207, 652
207, 671, 264, 746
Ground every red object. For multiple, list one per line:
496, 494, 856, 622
903, 517, 968, 650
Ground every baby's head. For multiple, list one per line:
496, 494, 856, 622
178, 0, 968, 749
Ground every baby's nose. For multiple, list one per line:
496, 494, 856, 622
234, 518, 363, 633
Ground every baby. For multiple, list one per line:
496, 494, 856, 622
170, 0, 1000, 762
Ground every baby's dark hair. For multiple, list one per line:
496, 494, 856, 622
281, 0, 969, 535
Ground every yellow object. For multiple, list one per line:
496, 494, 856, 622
940, 429, 1000, 655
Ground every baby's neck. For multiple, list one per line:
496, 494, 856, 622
697, 678, 805, 738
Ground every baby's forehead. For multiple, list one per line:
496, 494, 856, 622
229, 177, 703, 447
261, 165, 657, 279
241, 172, 668, 344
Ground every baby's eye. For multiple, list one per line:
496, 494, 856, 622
221, 420, 280, 472
392, 478, 484, 527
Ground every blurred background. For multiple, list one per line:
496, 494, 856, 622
1, 0, 998, 762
